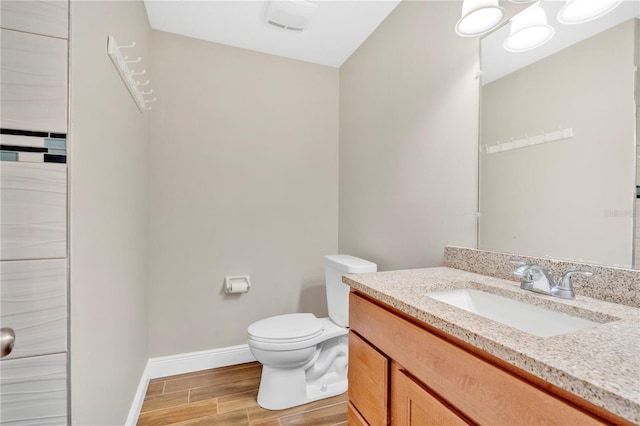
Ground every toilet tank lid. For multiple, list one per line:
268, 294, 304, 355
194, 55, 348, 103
324, 255, 377, 273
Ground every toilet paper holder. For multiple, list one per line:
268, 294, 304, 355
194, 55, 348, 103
224, 275, 251, 294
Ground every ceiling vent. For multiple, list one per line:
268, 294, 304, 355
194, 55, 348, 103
265, 0, 319, 32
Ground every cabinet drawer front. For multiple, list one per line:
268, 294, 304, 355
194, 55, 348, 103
350, 292, 604, 426
1, 162, 67, 260
0, 1, 68, 39
348, 402, 370, 426
0, 29, 67, 133
349, 331, 388, 425
0, 353, 68, 425
1, 259, 67, 359
391, 365, 470, 426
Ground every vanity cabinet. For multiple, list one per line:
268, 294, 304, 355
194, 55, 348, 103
390, 365, 470, 426
348, 291, 627, 426
348, 331, 389, 425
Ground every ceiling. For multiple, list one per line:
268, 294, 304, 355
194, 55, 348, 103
143, 0, 402, 68
482, 0, 640, 84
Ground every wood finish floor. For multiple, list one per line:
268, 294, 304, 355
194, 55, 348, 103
136, 362, 348, 426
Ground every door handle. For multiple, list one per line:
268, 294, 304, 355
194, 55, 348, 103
1, 327, 16, 358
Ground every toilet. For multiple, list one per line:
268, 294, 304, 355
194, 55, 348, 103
247, 254, 377, 410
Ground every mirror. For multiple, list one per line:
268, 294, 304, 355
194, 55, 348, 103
479, 1, 639, 269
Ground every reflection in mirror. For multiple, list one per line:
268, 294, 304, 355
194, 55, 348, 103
479, 1, 639, 269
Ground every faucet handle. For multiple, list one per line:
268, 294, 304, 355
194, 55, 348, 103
553, 270, 593, 299
510, 260, 531, 277
510, 260, 535, 290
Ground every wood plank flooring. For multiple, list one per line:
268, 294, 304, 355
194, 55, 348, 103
136, 362, 348, 426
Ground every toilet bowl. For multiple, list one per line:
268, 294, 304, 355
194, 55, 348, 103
247, 255, 377, 410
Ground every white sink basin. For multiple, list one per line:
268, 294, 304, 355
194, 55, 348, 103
427, 288, 601, 337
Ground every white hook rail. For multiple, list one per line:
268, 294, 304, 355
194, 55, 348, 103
107, 35, 156, 112
485, 127, 573, 155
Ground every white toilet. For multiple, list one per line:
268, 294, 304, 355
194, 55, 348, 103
247, 254, 377, 410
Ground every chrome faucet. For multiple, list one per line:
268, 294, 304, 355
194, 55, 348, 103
511, 261, 592, 299
553, 270, 594, 299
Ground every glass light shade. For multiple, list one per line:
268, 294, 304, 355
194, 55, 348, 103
504, 5, 555, 52
455, 0, 505, 37
557, 0, 623, 24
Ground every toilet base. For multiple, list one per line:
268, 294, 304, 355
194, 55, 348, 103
256, 334, 349, 410
256, 364, 348, 410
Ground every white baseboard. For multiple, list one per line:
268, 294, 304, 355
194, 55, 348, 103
126, 344, 256, 425
125, 362, 151, 426
146, 344, 257, 379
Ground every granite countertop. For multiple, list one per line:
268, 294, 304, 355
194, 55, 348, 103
344, 267, 640, 424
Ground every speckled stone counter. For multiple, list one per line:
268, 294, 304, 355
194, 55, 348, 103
343, 267, 640, 424
444, 246, 640, 308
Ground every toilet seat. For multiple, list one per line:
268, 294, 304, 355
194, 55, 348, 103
248, 313, 323, 343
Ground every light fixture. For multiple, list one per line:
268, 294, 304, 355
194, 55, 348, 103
455, 0, 505, 37
504, 4, 555, 52
557, 0, 623, 24
265, 0, 318, 32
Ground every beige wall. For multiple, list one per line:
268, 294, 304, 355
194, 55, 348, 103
67, 1, 484, 418
148, 31, 339, 357
480, 20, 636, 267
338, 1, 480, 271
69, 1, 150, 424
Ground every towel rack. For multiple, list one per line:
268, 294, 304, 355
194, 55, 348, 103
107, 35, 156, 112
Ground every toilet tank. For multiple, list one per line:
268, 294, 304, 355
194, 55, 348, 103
324, 255, 377, 327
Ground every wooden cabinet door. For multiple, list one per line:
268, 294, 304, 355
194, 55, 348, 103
349, 331, 388, 426
391, 365, 470, 426
348, 402, 370, 426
